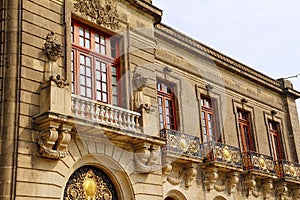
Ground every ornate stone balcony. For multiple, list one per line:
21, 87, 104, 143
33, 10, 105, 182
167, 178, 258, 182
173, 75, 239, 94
242, 151, 276, 178
276, 160, 300, 183
200, 141, 243, 171
160, 129, 201, 160
71, 95, 141, 132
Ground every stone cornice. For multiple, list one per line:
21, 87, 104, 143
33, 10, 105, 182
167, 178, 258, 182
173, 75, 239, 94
155, 23, 300, 98
126, 0, 162, 24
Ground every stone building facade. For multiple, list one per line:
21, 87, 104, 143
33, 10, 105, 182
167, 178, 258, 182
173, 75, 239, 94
0, 0, 300, 199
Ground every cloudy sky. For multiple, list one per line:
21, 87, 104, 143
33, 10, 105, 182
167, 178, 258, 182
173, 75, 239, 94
152, 0, 300, 118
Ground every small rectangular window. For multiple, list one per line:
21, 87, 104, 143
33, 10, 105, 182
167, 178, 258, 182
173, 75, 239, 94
238, 109, 256, 152
157, 81, 177, 130
268, 120, 285, 160
201, 96, 220, 143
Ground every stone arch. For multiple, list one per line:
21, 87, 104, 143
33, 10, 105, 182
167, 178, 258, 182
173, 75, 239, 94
165, 189, 187, 200
62, 154, 135, 200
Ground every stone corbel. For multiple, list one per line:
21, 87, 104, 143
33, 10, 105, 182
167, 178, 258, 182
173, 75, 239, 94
276, 182, 288, 200
183, 163, 197, 188
243, 175, 259, 197
36, 120, 72, 159
162, 162, 173, 183
262, 178, 274, 200
204, 167, 219, 191
291, 185, 300, 200
134, 143, 160, 173
227, 171, 240, 194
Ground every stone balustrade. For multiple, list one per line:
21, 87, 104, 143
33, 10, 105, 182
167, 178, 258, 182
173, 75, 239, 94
71, 95, 141, 132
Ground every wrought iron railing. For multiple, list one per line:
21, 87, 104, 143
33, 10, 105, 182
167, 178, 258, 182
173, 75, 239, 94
200, 141, 242, 169
71, 95, 141, 132
160, 129, 201, 158
242, 151, 276, 177
276, 160, 300, 182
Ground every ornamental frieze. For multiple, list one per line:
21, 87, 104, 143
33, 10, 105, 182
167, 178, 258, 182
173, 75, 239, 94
74, 0, 120, 30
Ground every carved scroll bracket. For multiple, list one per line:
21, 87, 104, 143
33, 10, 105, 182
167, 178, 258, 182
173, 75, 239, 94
262, 178, 274, 200
34, 113, 73, 159
134, 143, 161, 173
227, 171, 240, 194
183, 163, 197, 188
291, 185, 300, 200
276, 182, 288, 200
204, 167, 219, 191
243, 175, 259, 198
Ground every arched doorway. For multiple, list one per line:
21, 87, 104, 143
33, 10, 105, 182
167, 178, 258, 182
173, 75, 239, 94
165, 189, 187, 200
214, 196, 227, 200
64, 165, 118, 199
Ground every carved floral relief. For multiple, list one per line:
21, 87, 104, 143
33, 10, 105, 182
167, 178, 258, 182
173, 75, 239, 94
74, 0, 120, 30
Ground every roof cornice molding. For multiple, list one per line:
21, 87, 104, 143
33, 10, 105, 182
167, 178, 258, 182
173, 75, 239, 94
155, 23, 300, 96
126, 0, 162, 24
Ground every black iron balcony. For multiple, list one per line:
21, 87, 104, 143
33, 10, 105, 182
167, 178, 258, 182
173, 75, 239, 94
242, 151, 276, 178
160, 129, 201, 159
276, 160, 300, 183
200, 141, 243, 170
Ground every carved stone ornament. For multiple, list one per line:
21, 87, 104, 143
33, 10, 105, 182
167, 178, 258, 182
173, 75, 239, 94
262, 179, 273, 200
64, 166, 118, 200
36, 121, 72, 159
227, 172, 240, 194
134, 143, 161, 173
162, 162, 197, 188
183, 164, 197, 188
243, 175, 259, 198
44, 31, 63, 61
204, 167, 219, 191
74, 0, 120, 30
50, 75, 70, 88
132, 68, 154, 113
276, 182, 288, 200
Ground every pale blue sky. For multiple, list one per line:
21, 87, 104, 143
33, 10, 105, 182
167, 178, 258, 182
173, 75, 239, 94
152, 0, 300, 118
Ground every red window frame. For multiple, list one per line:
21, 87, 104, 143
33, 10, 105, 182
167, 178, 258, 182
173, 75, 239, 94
238, 110, 256, 152
201, 96, 220, 143
157, 81, 177, 130
268, 121, 285, 160
71, 21, 120, 106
